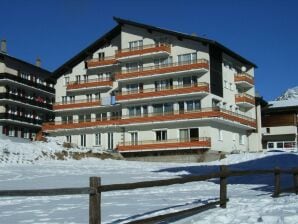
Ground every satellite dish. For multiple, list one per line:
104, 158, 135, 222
241, 66, 247, 72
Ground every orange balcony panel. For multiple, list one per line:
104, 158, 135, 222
234, 73, 254, 85
42, 108, 256, 132
53, 100, 101, 110
116, 138, 211, 152
116, 84, 209, 101
86, 58, 117, 68
67, 80, 113, 90
115, 44, 171, 58
115, 60, 209, 80
235, 94, 255, 105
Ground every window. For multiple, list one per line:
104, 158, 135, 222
78, 114, 91, 123
128, 106, 141, 117
219, 130, 223, 141
96, 113, 107, 121
126, 62, 142, 72
108, 132, 113, 149
126, 83, 139, 93
154, 57, 173, 67
69, 96, 75, 103
156, 130, 167, 141
180, 128, 199, 141
266, 128, 270, 134
178, 76, 197, 87
64, 77, 70, 85
186, 100, 201, 111
80, 134, 86, 147
268, 142, 274, 148
95, 93, 101, 100
62, 96, 67, 103
130, 132, 138, 145
75, 75, 81, 83
277, 142, 283, 148
129, 40, 143, 49
98, 52, 105, 60
155, 79, 173, 91
95, 133, 101, 146
240, 135, 246, 145
66, 135, 72, 143
83, 75, 88, 83
212, 99, 220, 108
24, 129, 30, 139
86, 94, 92, 102
8, 127, 15, 137
153, 103, 173, 115
178, 53, 197, 63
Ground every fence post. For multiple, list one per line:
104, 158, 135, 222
293, 168, 298, 195
273, 167, 281, 197
220, 165, 228, 208
89, 177, 101, 224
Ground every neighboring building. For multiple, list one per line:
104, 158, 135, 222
262, 99, 298, 152
0, 40, 55, 140
43, 17, 260, 161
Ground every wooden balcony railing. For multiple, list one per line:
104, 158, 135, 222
42, 107, 256, 131
115, 59, 209, 80
235, 93, 255, 105
115, 43, 171, 58
116, 137, 211, 151
86, 56, 118, 68
53, 99, 101, 110
116, 83, 209, 101
234, 73, 254, 86
66, 78, 113, 90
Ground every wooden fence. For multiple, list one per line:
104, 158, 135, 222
0, 166, 297, 224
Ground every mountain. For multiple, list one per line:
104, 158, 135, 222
276, 86, 298, 100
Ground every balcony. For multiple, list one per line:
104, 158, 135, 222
66, 78, 113, 91
42, 107, 256, 132
0, 73, 55, 94
115, 59, 209, 81
86, 56, 118, 69
116, 137, 211, 152
53, 99, 101, 110
115, 43, 171, 62
115, 83, 209, 103
0, 113, 43, 126
0, 93, 52, 110
234, 73, 254, 89
235, 93, 255, 108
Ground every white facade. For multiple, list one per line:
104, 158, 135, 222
44, 19, 260, 157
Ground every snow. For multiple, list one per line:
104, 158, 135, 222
0, 140, 298, 223
0, 137, 104, 164
276, 86, 298, 101
268, 99, 298, 109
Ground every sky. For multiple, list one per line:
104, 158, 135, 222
0, 0, 297, 100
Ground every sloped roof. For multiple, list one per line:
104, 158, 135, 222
53, 17, 257, 79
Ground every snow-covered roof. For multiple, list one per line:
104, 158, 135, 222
268, 99, 298, 108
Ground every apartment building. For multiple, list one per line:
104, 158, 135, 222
43, 17, 259, 161
262, 99, 298, 152
0, 40, 55, 140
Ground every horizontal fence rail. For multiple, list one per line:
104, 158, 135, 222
0, 166, 297, 224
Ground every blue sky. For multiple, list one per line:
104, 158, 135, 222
1, 0, 297, 100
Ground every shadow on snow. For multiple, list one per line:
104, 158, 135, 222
153, 153, 298, 192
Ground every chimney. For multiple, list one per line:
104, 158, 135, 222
36, 57, 41, 67
1, 39, 7, 54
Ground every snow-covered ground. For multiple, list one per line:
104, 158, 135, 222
0, 139, 298, 224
